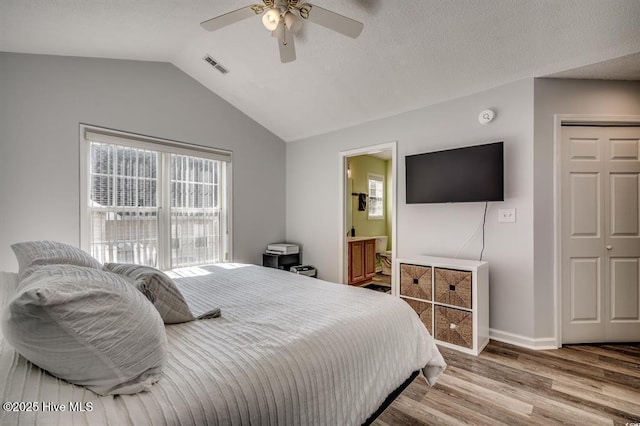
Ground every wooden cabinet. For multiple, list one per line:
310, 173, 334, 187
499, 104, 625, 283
348, 238, 376, 285
396, 255, 489, 355
364, 239, 376, 279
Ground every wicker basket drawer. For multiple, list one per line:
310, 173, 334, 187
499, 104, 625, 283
435, 306, 473, 349
402, 298, 432, 334
434, 268, 472, 309
400, 264, 432, 300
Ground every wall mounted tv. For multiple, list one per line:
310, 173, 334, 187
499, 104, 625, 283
405, 141, 504, 204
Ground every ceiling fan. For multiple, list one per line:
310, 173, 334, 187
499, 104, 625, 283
200, 0, 364, 63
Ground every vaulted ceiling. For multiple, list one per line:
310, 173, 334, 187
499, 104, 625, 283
2, 0, 639, 141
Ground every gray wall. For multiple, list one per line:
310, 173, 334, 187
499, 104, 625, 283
286, 77, 640, 343
287, 79, 536, 339
533, 78, 640, 339
0, 53, 286, 271
4, 52, 637, 344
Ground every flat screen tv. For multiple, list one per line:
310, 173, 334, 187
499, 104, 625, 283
405, 142, 504, 204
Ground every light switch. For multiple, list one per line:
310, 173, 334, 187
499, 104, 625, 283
498, 208, 516, 223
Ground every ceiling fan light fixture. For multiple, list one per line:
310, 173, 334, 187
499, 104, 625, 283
262, 8, 281, 31
200, 2, 364, 63
284, 11, 302, 33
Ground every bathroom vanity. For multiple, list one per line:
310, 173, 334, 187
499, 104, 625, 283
347, 237, 376, 285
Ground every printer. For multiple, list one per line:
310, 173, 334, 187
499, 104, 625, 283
266, 243, 299, 255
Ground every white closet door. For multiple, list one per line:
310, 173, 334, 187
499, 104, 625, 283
561, 126, 640, 343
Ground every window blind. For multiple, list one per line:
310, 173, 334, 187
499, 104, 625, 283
368, 174, 384, 219
84, 129, 231, 162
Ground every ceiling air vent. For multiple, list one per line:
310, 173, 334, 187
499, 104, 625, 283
203, 55, 229, 74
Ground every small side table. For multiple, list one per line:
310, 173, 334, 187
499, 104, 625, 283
262, 252, 301, 271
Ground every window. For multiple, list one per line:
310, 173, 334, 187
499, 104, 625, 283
368, 173, 384, 220
80, 126, 231, 269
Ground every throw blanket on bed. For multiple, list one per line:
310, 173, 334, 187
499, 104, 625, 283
0, 265, 445, 426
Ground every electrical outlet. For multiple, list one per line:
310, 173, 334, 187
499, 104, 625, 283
498, 208, 516, 223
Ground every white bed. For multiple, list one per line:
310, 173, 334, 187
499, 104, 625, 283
0, 264, 445, 426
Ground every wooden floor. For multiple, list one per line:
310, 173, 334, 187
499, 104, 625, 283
373, 341, 640, 426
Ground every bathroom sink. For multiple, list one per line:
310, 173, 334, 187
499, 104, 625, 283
346, 236, 375, 242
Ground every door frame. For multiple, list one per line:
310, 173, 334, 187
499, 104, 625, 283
338, 141, 397, 289
554, 114, 640, 346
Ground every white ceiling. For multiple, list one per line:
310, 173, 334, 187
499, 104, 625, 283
2, 1, 639, 142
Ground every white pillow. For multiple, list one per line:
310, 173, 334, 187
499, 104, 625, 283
0, 272, 19, 342
104, 263, 195, 324
1, 264, 166, 395
11, 240, 102, 280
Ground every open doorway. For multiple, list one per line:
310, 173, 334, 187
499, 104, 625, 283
338, 142, 397, 294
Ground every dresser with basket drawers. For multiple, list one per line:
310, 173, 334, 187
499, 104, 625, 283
396, 255, 489, 355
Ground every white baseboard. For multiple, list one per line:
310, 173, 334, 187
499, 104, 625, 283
489, 328, 558, 350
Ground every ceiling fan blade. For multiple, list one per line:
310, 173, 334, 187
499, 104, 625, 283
300, 3, 363, 38
278, 26, 296, 63
200, 5, 264, 32
271, 20, 284, 39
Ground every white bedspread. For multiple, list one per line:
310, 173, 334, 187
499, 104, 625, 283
0, 264, 445, 425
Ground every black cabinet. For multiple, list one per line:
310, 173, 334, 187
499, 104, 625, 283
262, 252, 301, 271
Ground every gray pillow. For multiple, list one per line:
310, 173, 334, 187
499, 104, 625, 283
1, 264, 167, 395
103, 263, 195, 324
11, 240, 102, 281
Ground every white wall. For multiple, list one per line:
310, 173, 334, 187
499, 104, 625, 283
0, 53, 286, 271
533, 78, 640, 340
287, 79, 535, 339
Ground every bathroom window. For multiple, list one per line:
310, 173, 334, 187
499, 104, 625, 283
368, 173, 384, 220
